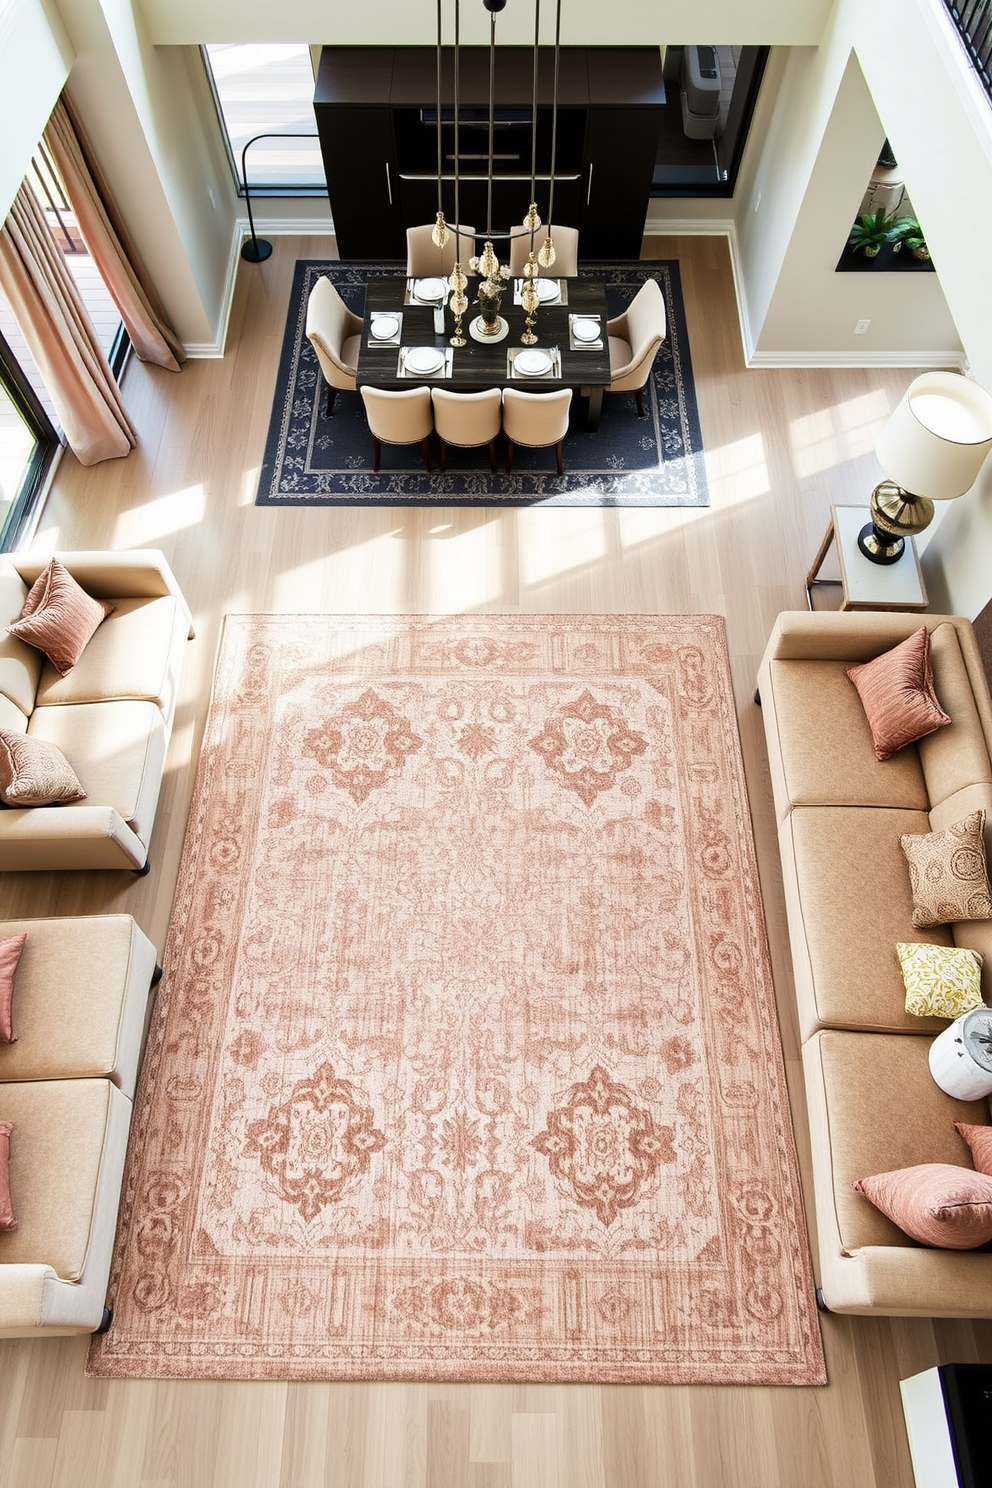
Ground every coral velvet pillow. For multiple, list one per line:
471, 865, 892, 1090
0, 933, 26, 1043
955, 1122, 992, 1176
0, 1122, 15, 1232
846, 626, 951, 760
0, 731, 86, 807
896, 941, 985, 1019
7, 557, 113, 675
853, 1163, 992, 1248
900, 810, 992, 928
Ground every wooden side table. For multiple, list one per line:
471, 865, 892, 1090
806, 504, 928, 612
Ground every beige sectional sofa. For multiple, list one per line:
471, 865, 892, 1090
757, 610, 992, 1316
0, 914, 158, 1335
0, 549, 193, 871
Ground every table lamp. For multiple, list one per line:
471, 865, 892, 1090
858, 371, 992, 564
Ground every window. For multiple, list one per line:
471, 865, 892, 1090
202, 44, 325, 195
0, 331, 58, 551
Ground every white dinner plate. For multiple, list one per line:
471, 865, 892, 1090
371, 315, 399, 340
515, 349, 553, 377
405, 346, 445, 375
534, 278, 560, 302
414, 277, 447, 303
571, 317, 601, 342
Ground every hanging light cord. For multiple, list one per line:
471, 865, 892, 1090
547, 0, 561, 227
486, 9, 497, 242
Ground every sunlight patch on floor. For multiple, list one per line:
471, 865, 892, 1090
789, 389, 891, 478
617, 505, 701, 551
704, 432, 770, 507
426, 520, 502, 613
114, 486, 206, 547
518, 507, 607, 586
238, 467, 261, 506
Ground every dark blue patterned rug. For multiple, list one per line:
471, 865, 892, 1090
256, 260, 707, 508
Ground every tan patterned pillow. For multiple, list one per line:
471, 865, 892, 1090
846, 626, 950, 760
0, 731, 86, 807
900, 810, 992, 927
8, 558, 113, 675
0, 1122, 15, 1231
853, 1163, 992, 1248
897, 942, 985, 1018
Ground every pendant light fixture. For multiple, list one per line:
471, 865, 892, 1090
431, 0, 562, 346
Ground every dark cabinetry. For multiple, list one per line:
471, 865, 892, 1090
314, 46, 663, 261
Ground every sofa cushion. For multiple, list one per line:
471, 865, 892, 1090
853, 1163, 992, 1248
0, 1079, 119, 1279
0, 731, 87, 807
782, 805, 952, 1038
0, 933, 26, 1042
34, 595, 188, 723
900, 810, 992, 927
0, 1122, 15, 1230
846, 627, 950, 761
764, 659, 929, 811
8, 559, 113, 676
28, 700, 166, 839
0, 563, 42, 719
0, 916, 156, 1096
802, 1030, 990, 1253
897, 942, 985, 1019
918, 623, 992, 808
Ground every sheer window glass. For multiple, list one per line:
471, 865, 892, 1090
202, 44, 325, 195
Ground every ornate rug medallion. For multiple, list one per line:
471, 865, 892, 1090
89, 614, 825, 1384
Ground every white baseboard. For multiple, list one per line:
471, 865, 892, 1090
181, 230, 244, 359
746, 349, 967, 369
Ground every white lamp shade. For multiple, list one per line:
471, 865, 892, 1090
875, 371, 992, 501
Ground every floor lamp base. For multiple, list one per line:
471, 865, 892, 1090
241, 238, 273, 263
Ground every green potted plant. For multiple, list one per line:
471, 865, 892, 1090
888, 216, 930, 260
848, 208, 898, 258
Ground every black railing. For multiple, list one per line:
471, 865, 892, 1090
944, 0, 992, 96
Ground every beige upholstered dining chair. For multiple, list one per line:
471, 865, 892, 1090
431, 388, 502, 474
360, 386, 434, 473
501, 387, 573, 476
305, 275, 363, 417
604, 277, 667, 417
508, 224, 579, 278
405, 223, 477, 278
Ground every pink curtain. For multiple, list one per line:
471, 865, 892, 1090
44, 97, 185, 373
0, 183, 136, 465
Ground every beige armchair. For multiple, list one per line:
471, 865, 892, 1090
406, 223, 476, 279
605, 277, 667, 417
502, 387, 572, 475
431, 388, 502, 474
360, 386, 434, 473
305, 275, 363, 416
0, 549, 194, 872
509, 224, 579, 277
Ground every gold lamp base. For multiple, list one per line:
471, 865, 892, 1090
857, 480, 935, 565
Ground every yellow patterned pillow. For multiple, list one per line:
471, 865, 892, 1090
897, 942, 985, 1019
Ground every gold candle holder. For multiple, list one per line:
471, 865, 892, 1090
520, 278, 539, 345
449, 290, 468, 348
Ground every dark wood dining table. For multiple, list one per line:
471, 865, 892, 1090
355, 276, 613, 430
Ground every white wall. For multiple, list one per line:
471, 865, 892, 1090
135, 0, 834, 48
0, 0, 73, 222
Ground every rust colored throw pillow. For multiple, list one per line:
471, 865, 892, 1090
955, 1122, 992, 1176
900, 810, 992, 928
0, 933, 26, 1043
0, 1122, 16, 1232
853, 1163, 992, 1248
8, 557, 113, 675
0, 731, 86, 808
846, 626, 951, 761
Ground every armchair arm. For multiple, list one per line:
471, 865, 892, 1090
0, 1265, 55, 1333
0, 1265, 117, 1336
759, 610, 965, 665
11, 550, 194, 639
0, 806, 147, 871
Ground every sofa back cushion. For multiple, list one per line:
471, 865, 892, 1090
0, 562, 41, 718
918, 623, 992, 809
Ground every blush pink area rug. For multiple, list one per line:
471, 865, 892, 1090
89, 614, 825, 1385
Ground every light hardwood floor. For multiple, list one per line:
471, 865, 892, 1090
1, 233, 989, 1488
